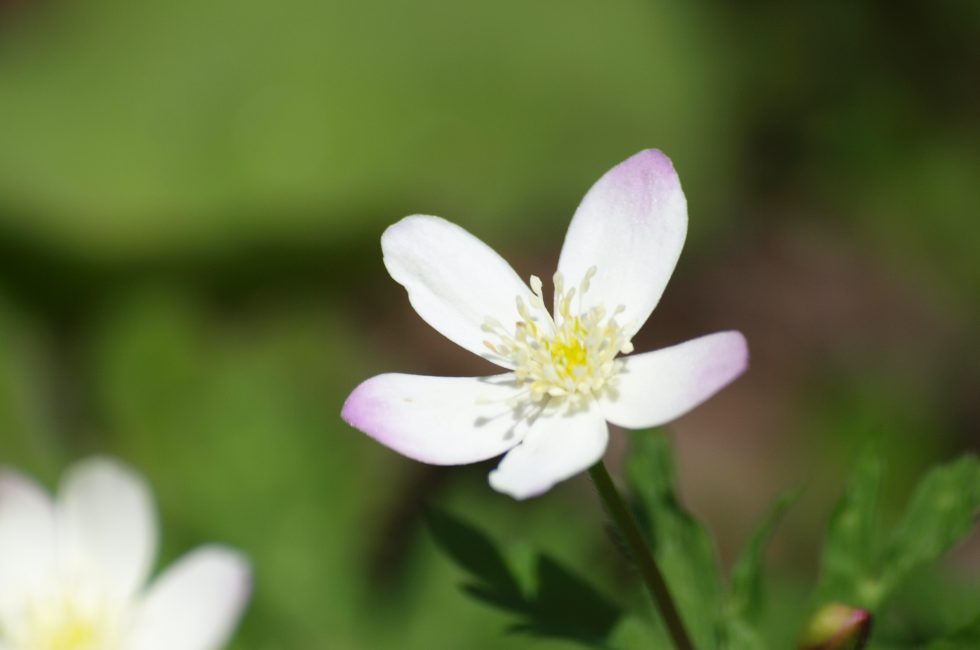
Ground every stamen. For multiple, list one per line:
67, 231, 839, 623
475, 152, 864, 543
486, 268, 634, 408
530, 275, 543, 295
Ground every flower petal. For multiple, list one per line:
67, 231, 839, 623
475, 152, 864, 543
382, 215, 533, 366
0, 469, 56, 606
600, 331, 748, 429
556, 150, 687, 336
129, 546, 251, 650
488, 402, 608, 500
342, 373, 531, 465
57, 457, 157, 600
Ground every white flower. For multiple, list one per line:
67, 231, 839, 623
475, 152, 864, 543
0, 457, 251, 650
343, 150, 748, 499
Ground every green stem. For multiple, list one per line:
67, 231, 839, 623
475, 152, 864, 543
588, 460, 695, 650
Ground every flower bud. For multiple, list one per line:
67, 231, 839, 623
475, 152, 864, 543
799, 603, 872, 650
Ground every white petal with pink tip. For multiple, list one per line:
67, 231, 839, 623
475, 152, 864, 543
343, 372, 529, 465
557, 149, 687, 337
599, 331, 748, 429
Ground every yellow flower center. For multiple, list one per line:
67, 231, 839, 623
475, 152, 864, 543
483, 267, 633, 405
41, 617, 99, 650
6, 593, 119, 650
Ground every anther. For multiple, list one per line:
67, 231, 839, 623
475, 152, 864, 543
530, 275, 543, 295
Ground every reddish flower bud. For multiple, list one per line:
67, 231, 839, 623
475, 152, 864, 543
799, 603, 872, 650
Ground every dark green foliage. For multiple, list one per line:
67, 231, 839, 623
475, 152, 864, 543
423, 433, 979, 650
514, 556, 622, 643
424, 508, 525, 614
426, 507, 622, 646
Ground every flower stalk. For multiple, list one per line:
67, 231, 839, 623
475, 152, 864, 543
588, 460, 695, 650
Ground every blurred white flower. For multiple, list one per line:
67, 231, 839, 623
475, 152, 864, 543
0, 457, 251, 650
343, 150, 748, 499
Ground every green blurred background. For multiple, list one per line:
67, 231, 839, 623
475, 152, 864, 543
0, 0, 977, 647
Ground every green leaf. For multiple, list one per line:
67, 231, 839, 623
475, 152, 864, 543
816, 443, 885, 607
426, 508, 623, 647
626, 430, 724, 648
425, 508, 526, 613
722, 489, 800, 650
879, 455, 980, 597
513, 555, 622, 645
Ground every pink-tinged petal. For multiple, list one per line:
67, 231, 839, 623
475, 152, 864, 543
129, 546, 251, 650
382, 215, 533, 366
488, 402, 608, 500
343, 373, 530, 465
0, 469, 56, 606
58, 457, 158, 601
556, 150, 687, 336
599, 331, 748, 429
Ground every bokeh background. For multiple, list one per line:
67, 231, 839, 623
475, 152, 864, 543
0, 0, 977, 647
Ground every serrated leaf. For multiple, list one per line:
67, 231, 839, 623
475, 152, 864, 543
626, 430, 724, 648
816, 443, 885, 607
879, 455, 980, 597
427, 508, 622, 647
425, 508, 526, 612
511, 555, 622, 645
